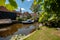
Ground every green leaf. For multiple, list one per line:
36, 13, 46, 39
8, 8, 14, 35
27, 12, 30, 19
34, 0, 37, 5
21, 0, 25, 2
0, 0, 6, 6
9, 0, 17, 8
37, 0, 42, 4
5, 4, 15, 11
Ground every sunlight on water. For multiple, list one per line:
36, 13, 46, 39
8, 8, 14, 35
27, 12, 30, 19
0, 22, 39, 40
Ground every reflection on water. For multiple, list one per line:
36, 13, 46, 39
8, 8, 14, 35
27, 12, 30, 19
0, 22, 39, 40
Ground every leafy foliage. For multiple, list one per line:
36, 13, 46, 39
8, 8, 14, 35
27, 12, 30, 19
0, 0, 6, 6
0, 0, 25, 11
9, 0, 17, 8
31, 0, 60, 27
5, 4, 15, 11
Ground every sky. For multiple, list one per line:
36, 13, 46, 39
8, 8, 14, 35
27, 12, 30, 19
6, 0, 34, 13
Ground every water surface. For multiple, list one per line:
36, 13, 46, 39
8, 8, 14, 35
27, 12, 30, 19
0, 22, 39, 40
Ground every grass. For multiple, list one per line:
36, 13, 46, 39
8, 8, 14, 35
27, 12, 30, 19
24, 26, 60, 40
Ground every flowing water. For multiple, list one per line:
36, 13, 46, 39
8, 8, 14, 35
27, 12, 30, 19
0, 22, 39, 40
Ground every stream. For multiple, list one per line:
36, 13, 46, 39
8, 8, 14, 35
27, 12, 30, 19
0, 22, 39, 40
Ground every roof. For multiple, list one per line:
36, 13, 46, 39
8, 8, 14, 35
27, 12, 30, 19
0, 6, 9, 12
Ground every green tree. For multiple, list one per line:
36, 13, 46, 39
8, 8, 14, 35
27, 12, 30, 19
31, 0, 60, 27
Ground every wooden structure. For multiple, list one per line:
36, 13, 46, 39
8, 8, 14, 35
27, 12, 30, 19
0, 19, 12, 24
0, 11, 17, 20
0, 11, 17, 24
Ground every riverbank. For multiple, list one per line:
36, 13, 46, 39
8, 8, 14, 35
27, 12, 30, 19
0, 22, 39, 40
0, 21, 38, 29
24, 26, 60, 40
